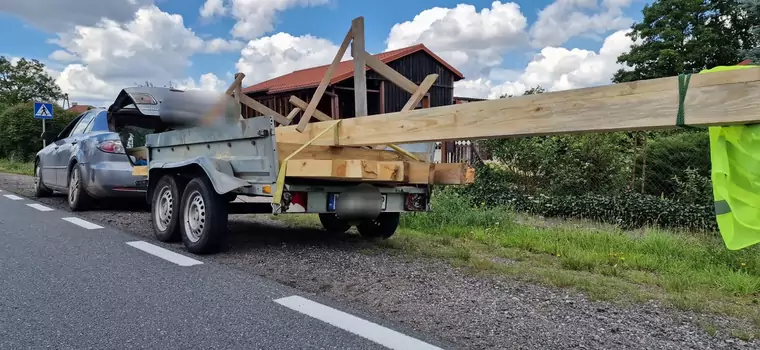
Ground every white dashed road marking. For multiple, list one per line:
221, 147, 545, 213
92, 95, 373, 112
27, 203, 54, 212
274, 295, 443, 350
126, 241, 203, 267
61, 217, 103, 230
3, 194, 23, 200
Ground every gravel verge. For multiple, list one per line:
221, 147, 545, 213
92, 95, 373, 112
2, 173, 757, 350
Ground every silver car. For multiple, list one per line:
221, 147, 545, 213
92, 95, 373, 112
33, 108, 148, 211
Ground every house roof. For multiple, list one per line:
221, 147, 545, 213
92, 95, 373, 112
242, 43, 465, 95
67, 104, 94, 114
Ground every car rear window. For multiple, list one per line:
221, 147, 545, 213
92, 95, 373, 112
89, 111, 110, 132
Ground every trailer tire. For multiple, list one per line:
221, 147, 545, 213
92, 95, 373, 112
318, 213, 351, 234
179, 176, 228, 254
357, 212, 400, 239
151, 175, 182, 242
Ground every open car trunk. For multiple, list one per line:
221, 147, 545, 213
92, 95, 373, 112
107, 87, 179, 167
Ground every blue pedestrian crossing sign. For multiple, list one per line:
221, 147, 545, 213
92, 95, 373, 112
34, 102, 54, 120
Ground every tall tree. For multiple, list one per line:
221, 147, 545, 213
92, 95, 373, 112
0, 56, 63, 105
613, 0, 758, 83
741, 0, 760, 61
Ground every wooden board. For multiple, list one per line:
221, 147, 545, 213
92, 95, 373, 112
276, 143, 428, 163
275, 67, 760, 146
286, 159, 408, 182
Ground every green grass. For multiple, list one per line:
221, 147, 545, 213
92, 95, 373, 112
0, 158, 33, 176
273, 189, 760, 339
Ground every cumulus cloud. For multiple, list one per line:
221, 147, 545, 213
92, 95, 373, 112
454, 29, 638, 99
175, 73, 227, 92
199, 0, 330, 39
385, 1, 528, 79
529, 0, 635, 47
235, 32, 350, 85
0, 0, 154, 32
42, 5, 237, 105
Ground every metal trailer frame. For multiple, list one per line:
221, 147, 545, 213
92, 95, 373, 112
143, 115, 431, 255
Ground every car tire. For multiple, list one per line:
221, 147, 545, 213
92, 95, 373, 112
318, 213, 351, 234
151, 175, 182, 242
179, 176, 228, 254
33, 161, 52, 197
68, 164, 92, 212
357, 212, 400, 239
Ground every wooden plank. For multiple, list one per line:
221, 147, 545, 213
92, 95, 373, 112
239, 94, 290, 125
285, 108, 300, 123
285, 159, 408, 182
402, 74, 437, 111
233, 73, 242, 120
295, 27, 354, 132
363, 53, 418, 95
351, 17, 368, 118
225, 73, 244, 95
275, 68, 760, 146
289, 96, 332, 121
276, 143, 428, 163
431, 163, 475, 185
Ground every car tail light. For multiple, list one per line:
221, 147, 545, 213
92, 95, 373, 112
405, 193, 427, 211
97, 140, 125, 154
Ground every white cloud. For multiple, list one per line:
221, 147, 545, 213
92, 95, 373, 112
454, 29, 637, 99
204, 38, 245, 53
200, 0, 227, 18
529, 0, 634, 47
0, 0, 154, 32
385, 1, 528, 79
175, 73, 227, 92
235, 32, 349, 85
198, 0, 330, 39
46, 5, 236, 105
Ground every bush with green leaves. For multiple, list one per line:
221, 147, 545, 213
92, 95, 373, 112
0, 102, 77, 161
635, 129, 711, 197
458, 163, 717, 232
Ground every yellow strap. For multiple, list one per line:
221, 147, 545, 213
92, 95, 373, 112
272, 120, 342, 207
386, 144, 421, 162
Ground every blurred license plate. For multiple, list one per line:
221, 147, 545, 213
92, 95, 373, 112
328, 193, 386, 211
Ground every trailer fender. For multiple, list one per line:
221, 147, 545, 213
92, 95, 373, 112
149, 156, 249, 195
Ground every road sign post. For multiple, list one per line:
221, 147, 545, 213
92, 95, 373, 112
34, 102, 54, 147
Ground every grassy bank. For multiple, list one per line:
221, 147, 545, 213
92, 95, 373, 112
274, 189, 760, 339
0, 158, 33, 176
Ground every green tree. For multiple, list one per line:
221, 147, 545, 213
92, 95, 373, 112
0, 56, 63, 105
741, 0, 760, 61
0, 102, 77, 161
613, 0, 758, 83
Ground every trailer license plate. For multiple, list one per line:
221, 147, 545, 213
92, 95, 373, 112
327, 193, 387, 211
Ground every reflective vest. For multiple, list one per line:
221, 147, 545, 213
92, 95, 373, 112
704, 64, 760, 250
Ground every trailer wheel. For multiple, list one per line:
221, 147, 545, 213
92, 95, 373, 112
151, 175, 181, 242
179, 176, 228, 254
318, 213, 351, 234
357, 212, 400, 239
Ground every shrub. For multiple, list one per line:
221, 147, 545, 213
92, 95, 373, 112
459, 164, 717, 232
0, 102, 77, 161
636, 130, 711, 197
480, 132, 634, 196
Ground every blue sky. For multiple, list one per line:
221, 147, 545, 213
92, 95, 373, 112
0, 0, 649, 104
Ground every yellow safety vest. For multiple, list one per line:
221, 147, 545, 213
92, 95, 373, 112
704, 64, 760, 250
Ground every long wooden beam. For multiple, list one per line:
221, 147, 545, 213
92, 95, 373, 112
295, 25, 354, 132
275, 68, 760, 146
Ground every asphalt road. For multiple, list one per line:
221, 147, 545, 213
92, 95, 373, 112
0, 191, 449, 350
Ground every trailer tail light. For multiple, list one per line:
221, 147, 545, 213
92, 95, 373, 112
97, 140, 125, 154
405, 193, 427, 211
289, 191, 307, 210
